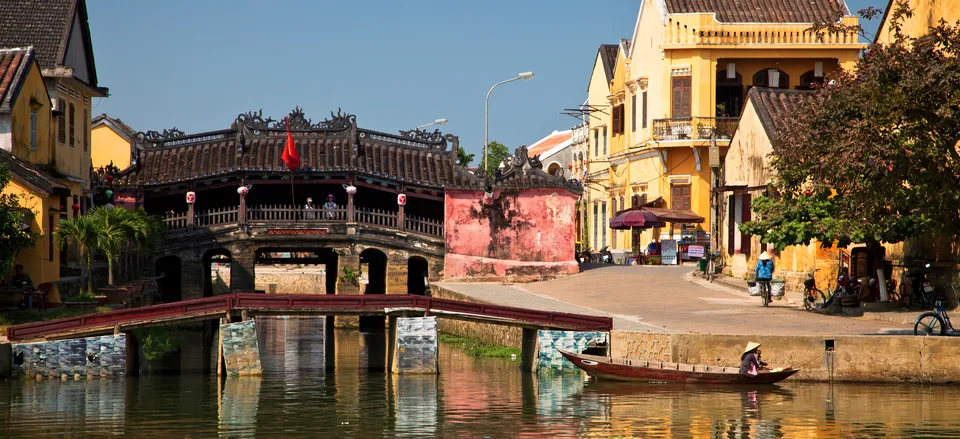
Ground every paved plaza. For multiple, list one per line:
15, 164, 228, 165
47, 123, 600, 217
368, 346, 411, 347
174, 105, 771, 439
438, 265, 916, 336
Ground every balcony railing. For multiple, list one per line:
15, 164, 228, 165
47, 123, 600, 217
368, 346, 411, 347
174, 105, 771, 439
164, 205, 444, 237
652, 117, 739, 141
665, 24, 860, 46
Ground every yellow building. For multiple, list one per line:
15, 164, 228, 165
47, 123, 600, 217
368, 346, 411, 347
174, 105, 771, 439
0, 0, 109, 211
585, 0, 864, 262
91, 114, 137, 170
876, 0, 960, 43
0, 47, 70, 285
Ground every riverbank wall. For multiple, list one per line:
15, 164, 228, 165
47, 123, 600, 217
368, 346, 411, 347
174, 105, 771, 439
430, 285, 522, 348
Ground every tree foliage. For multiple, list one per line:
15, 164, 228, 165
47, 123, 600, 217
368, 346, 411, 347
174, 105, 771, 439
0, 164, 35, 282
456, 146, 475, 168
742, 3, 960, 249
480, 141, 511, 176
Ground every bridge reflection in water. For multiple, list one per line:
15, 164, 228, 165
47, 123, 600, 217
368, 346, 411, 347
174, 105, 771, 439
6, 319, 960, 437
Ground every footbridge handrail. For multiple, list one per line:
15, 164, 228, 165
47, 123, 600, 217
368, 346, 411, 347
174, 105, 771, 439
6, 293, 613, 341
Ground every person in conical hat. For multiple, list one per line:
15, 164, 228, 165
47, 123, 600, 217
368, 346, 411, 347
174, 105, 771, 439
755, 251, 776, 306
759, 251, 772, 261
740, 341, 768, 377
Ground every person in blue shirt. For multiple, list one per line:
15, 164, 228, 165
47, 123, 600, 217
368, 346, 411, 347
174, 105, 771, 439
755, 252, 775, 307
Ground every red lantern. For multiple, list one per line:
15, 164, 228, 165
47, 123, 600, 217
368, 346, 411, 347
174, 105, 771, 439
105, 174, 114, 183
397, 193, 407, 206
72, 203, 80, 214
186, 191, 196, 204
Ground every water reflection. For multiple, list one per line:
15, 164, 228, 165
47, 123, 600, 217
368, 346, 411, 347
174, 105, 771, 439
4, 320, 960, 437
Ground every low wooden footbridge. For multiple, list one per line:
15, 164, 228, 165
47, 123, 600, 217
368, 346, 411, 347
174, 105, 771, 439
5, 293, 614, 342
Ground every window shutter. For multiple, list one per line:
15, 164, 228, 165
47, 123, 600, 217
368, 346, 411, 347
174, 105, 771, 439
631, 95, 637, 132
741, 194, 752, 256
672, 77, 692, 119
642, 92, 648, 129
612, 105, 621, 136
728, 196, 736, 256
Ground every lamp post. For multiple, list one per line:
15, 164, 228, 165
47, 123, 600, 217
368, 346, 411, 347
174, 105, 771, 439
484, 72, 535, 172
416, 118, 448, 130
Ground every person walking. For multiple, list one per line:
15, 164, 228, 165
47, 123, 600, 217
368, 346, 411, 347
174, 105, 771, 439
755, 251, 775, 307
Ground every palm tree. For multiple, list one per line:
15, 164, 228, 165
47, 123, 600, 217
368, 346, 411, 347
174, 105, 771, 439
55, 214, 98, 294
93, 207, 139, 286
457, 146, 475, 168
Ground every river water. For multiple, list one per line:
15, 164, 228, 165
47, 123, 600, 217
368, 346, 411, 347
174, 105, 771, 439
3, 317, 960, 438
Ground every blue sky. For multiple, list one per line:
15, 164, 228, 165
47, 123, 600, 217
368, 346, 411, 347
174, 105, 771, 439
86, 0, 888, 159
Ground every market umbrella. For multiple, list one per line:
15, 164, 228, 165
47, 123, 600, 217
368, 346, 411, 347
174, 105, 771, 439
609, 209, 664, 230
643, 207, 705, 224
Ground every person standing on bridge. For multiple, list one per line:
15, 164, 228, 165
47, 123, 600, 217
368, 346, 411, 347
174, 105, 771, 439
324, 194, 338, 219
304, 197, 316, 220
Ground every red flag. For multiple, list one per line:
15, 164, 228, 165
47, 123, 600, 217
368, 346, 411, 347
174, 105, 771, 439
281, 117, 300, 169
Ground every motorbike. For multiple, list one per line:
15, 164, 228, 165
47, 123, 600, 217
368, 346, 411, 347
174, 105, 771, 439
598, 246, 614, 264
908, 266, 938, 309
578, 248, 594, 264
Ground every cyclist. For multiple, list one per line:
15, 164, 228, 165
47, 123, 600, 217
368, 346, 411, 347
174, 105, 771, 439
755, 252, 775, 307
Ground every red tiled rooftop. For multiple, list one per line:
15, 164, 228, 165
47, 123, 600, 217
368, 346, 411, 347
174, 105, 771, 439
527, 130, 573, 158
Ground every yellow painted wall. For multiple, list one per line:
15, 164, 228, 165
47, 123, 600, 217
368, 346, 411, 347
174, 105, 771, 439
50, 83, 93, 192
9, 61, 52, 166
585, 50, 613, 250
877, 0, 960, 43
2, 180, 60, 285
91, 123, 132, 169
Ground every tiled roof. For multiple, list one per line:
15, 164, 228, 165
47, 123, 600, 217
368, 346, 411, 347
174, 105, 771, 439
92, 114, 138, 140
527, 130, 573, 158
599, 44, 619, 84
0, 0, 74, 68
748, 87, 815, 141
0, 148, 68, 195
0, 47, 35, 113
117, 117, 579, 194
664, 0, 850, 23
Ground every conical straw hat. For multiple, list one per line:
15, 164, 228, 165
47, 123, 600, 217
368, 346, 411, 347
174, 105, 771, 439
743, 342, 761, 355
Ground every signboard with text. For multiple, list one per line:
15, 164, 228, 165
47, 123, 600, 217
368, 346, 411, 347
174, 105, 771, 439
688, 245, 705, 259
661, 240, 678, 265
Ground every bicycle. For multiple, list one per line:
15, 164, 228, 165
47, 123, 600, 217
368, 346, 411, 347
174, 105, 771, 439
802, 269, 826, 311
758, 280, 771, 307
706, 251, 723, 283
914, 299, 955, 336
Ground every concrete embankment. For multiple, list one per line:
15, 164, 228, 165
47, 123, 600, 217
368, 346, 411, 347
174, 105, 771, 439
433, 284, 960, 383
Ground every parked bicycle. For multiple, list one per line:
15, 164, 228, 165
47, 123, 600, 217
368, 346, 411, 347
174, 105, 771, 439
915, 300, 956, 336
706, 251, 723, 283
802, 269, 826, 311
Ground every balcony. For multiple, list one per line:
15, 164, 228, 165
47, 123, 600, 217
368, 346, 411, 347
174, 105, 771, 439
165, 205, 444, 237
652, 117, 739, 142
665, 24, 860, 47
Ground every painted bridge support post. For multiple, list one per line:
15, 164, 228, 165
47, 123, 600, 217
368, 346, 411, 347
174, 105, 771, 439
324, 316, 336, 373
389, 316, 438, 374
521, 328, 538, 372
219, 319, 262, 376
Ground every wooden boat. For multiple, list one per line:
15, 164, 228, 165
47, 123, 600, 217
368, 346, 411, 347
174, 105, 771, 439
558, 349, 799, 385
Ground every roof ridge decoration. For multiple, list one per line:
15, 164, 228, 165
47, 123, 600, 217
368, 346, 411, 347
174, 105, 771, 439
395, 128, 460, 153
491, 145, 583, 193
233, 107, 357, 132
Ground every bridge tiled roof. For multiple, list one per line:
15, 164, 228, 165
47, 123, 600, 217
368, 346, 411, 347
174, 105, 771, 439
116, 109, 580, 194
664, 0, 850, 23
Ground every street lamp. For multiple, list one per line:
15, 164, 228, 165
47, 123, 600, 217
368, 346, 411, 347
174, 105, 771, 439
416, 118, 448, 130
484, 72, 535, 172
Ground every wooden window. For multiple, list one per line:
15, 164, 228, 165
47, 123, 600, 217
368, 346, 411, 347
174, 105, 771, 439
83, 109, 89, 152
671, 184, 691, 211
57, 112, 66, 144
48, 214, 55, 261
601, 202, 607, 248
631, 94, 637, 132
752, 69, 789, 89
68, 103, 76, 148
612, 104, 622, 136
593, 129, 599, 157
611, 198, 618, 248
593, 204, 598, 248
602, 127, 607, 155
740, 194, 752, 256
641, 91, 648, 129
671, 76, 692, 119
29, 111, 37, 151
727, 196, 736, 256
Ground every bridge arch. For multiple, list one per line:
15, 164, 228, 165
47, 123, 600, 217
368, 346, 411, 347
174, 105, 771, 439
202, 248, 232, 297
155, 256, 182, 303
359, 248, 388, 295
407, 256, 430, 296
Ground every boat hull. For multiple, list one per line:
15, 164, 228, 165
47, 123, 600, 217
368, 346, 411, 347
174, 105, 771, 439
558, 349, 799, 385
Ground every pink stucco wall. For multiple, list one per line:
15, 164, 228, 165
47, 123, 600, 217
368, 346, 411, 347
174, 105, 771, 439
444, 189, 579, 281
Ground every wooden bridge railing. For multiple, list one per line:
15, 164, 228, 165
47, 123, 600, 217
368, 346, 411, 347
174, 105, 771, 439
163, 205, 443, 237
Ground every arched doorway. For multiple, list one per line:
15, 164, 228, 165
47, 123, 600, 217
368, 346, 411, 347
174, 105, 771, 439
202, 248, 232, 297
407, 257, 430, 296
359, 248, 387, 295
155, 256, 182, 303
359, 248, 388, 332
752, 68, 790, 89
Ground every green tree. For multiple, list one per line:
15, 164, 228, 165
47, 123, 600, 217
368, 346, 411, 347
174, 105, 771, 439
742, 2, 960, 249
480, 141, 511, 176
0, 164, 35, 283
456, 146, 475, 168
55, 213, 98, 293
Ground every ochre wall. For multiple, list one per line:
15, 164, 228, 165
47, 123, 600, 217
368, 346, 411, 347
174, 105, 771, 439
444, 189, 579, 281
91, 124, 131, 169
8, 61, 52, 165
877, 0, 960, 43
49, 82, 92, 195
2, 180, 59, 285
